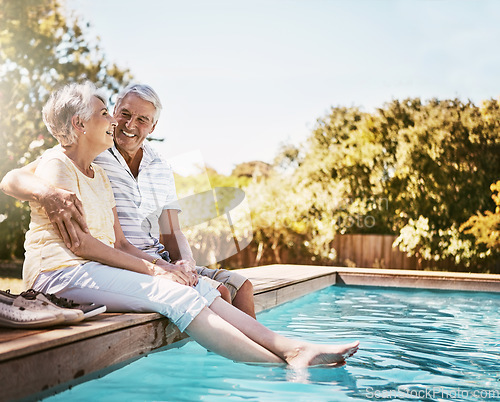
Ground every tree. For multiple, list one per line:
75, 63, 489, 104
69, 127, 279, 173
232, 161, 272, 179
460, 180, 500, 256
387, 99, 500, 267
172, 98, 498, 271
285, 99, 500, 270
273, 143, 302, 173
0, 0, 132, 258
296, 106, 393, 236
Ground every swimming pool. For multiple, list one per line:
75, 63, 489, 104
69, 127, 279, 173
44, 286, 500, 401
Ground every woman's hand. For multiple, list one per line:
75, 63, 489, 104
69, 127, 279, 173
153, 261, 198, 286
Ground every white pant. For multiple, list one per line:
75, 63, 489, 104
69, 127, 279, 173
34, 262, 220, 332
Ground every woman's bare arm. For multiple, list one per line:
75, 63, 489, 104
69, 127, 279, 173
0, 160, 89, 247
68, 207, 196, 286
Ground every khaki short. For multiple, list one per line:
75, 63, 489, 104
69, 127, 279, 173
196, 266, 248, 301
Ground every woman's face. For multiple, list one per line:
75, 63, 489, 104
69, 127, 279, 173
83, 96, 117, 151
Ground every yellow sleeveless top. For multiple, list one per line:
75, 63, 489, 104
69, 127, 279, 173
23, 149, 116, 288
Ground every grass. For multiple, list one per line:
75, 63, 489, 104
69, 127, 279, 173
0, 277, 25, 294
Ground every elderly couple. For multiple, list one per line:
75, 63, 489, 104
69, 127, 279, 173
0, 82, 358, 367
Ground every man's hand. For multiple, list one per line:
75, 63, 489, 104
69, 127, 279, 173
176, 258, 197, 273
154, 259, 198, 286
39, 187, 89, 248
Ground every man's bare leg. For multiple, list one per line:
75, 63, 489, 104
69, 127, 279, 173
217, 284, 231, 303
232, 280, 256, 318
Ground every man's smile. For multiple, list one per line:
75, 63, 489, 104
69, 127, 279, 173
121, 130, 136, 138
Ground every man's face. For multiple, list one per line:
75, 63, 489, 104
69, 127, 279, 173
113, 93, 157, 157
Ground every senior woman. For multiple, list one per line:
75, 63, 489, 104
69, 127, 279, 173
24, 81, 359, 367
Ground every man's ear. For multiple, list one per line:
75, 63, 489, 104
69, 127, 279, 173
71, 115, 85, 134
149, 121, 157, 135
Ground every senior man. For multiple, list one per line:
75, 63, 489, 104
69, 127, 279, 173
1, 83, 256, 318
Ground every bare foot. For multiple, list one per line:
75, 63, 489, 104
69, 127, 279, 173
285, 341, 360, 368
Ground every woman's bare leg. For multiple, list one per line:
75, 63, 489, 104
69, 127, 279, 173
208, 297, 359, 368
185, 306, 285, 364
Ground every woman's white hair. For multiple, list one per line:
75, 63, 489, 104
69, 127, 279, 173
114, 84, 162, 124
42, 81, 107, 146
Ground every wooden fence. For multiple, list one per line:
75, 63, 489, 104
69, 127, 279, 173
331, 234, 419, 269
221, 234, 475, 271
330, 234, 500, 271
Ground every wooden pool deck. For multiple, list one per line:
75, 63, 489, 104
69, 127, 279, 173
1, 264, 499, 401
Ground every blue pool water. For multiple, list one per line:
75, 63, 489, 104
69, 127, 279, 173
45, 286, 500, 401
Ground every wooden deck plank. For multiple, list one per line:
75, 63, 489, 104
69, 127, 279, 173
0, 312, 162, 362
240, 264, 338, 292
0, 320, 186, 400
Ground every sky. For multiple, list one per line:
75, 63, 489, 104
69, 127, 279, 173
68, 0, 500, 175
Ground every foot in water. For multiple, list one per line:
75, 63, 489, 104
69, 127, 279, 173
285, 341, 360, 368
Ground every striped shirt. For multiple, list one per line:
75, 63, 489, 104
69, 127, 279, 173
94, 142, 181, 256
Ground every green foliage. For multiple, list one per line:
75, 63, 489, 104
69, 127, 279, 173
460, 181, 500, 253
298, 106, 392, 235
0, 0, 132, 258
243, 98, 499, 270
385, 99, 499, 267
172, 168, 254, 268
273, 143, 302, 173
231, 161, 272, 179
174, 167, 250, 198
245, 171, 341, 265
168, 98, 500, 271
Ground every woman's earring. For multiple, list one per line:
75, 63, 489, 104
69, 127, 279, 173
83, 131, 86, 135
